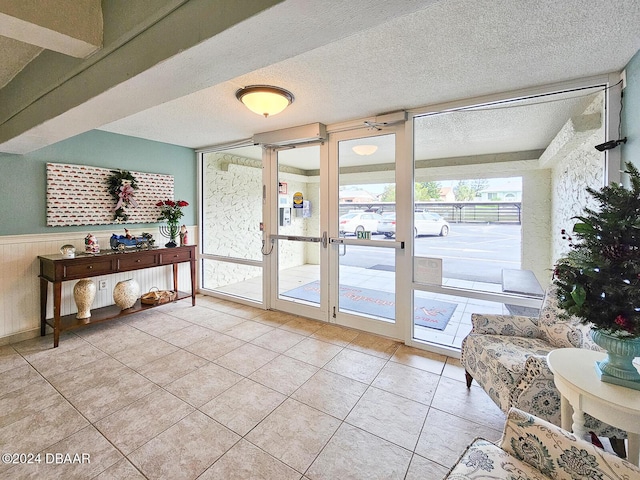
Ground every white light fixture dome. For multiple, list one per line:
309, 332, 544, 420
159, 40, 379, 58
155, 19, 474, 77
235, 85, 294, 118
352, 145, 378, 156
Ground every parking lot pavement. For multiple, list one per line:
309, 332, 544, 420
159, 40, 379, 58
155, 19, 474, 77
339, 223, 521, 283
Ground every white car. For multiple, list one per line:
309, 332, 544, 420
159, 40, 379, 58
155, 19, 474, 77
339, 212, 383, 235
377, 211, 449, 238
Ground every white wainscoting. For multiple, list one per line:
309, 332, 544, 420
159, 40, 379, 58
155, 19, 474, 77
0, 226, 197, 345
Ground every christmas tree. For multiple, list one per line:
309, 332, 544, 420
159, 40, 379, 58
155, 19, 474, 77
554, 162, 640, 338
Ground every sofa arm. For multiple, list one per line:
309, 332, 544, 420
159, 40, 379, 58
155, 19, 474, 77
444, 438, 547, 479
470, 313, 542, 338
499, 408, 640, 479
509, 354, 560, 425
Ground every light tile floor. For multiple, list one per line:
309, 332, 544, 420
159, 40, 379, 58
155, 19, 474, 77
1, 295, 506, 479
214, 264, 540, 350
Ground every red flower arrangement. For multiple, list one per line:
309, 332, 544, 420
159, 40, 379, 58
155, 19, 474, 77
156, 199, 189, 224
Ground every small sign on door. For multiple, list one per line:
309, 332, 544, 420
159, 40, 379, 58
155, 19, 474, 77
356, 231, 371, 240
414, 256, 443, 285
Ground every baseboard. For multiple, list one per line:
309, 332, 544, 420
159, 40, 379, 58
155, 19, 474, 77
0, 327, 44, 346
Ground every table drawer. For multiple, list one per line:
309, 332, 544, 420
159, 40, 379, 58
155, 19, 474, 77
159, 249, 192, 265
117, 253, 157, 271
63, 259, 113, 279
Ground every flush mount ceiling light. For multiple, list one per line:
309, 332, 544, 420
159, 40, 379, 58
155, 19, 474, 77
235, 85, 294, 118
352, 145, 378, 156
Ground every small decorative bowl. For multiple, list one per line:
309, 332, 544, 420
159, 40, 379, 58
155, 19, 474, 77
60, 244, 76, 258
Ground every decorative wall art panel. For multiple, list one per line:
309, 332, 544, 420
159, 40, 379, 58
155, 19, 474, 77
46, 163, 174, 226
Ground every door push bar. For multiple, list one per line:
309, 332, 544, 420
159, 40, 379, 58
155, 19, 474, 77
329, 237, 405, 249
270, 232, 328, 248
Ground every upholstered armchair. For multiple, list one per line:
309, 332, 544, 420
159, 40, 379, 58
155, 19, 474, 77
444, 407, 640, 479
460, 283, 626, 441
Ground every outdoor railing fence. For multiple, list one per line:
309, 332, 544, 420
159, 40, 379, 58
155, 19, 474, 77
339, 201, 522, 224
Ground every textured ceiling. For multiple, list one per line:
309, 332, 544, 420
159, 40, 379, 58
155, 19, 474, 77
413, 88, 604, 160
222, 88, 603, 173
3, 0, 640, 155
0, 35, 42, 88
0, 0, 102, 89
99, 0, 640, 154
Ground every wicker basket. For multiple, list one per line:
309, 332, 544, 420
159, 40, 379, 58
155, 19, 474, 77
140, 287, 177, 305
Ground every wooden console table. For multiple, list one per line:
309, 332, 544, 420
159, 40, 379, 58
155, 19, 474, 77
39, 245, 196, 347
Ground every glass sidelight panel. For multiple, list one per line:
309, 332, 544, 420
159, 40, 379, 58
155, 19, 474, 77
410, 87, 606, 349
411, 175, 523, 293
202, 147, 264, 261
200, 146, 264, 302
202, 259, 262, 302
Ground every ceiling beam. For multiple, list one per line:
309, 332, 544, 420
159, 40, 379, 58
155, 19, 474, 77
0, 0, 285, 154
0, 0, 102, 58
538, 112, 602, 168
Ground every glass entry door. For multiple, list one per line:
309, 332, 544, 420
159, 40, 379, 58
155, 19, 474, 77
269, 144, 328, 320
328, 128, 407, 339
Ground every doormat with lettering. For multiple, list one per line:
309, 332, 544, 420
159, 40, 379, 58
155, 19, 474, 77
282, 281, 457, 330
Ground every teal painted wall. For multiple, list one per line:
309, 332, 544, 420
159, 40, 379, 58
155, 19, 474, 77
0, 130, 196, 236
622, 49, 640, 172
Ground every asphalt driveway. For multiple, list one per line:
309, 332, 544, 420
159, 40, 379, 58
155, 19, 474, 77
338, 223, 521, 284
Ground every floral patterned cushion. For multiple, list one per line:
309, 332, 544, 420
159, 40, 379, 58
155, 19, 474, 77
445, 408, 640, 479
461, 333, 553, 412
537, 284, 600, 350
470, 313, 541, 338
510, 355, 560, 424
445, 438, 548, 479
500, 408, 640, 479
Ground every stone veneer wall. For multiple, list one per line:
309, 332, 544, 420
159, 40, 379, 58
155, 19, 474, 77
550, 95, 605, 263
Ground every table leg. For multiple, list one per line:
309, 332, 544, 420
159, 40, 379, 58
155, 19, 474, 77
571, 406, 588, 441
40, 278, 48, 336
52, 281, 62, 348
560, 395, 572, 431
190, 259, 196, 306
172, 263, 179, 292
628, 433, 640, 466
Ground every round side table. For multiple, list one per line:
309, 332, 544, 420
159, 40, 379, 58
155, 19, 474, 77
547, 348, 640, 466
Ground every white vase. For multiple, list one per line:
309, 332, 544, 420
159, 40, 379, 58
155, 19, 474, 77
73, 279, 96, 319
113, 279, 140, 310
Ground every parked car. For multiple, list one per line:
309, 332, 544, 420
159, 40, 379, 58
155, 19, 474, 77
377, 211, 449, 238
339, 212, 383, 235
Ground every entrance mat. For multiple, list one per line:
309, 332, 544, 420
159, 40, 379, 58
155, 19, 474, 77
282, 281, 457, 331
